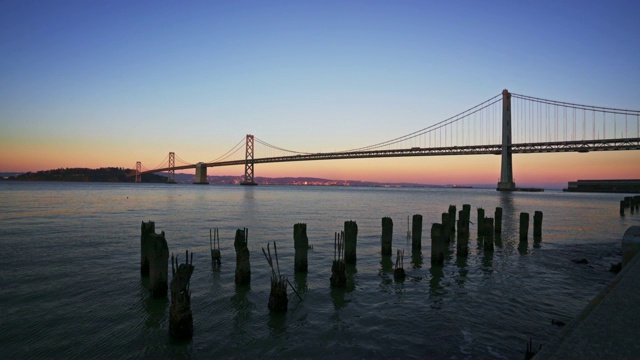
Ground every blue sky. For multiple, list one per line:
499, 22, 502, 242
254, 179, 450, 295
1, 0, 639, 184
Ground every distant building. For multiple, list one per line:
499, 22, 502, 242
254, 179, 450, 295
564, 179, 640, 193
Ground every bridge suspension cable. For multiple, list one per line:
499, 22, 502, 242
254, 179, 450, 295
206, 137, 246, 163
254, 137, 313, 155
175, 154, 194, 166
342, 93, 502, 152
511, 93, 640, 144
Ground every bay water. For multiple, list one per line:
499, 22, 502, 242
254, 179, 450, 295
1, 182, 638, 359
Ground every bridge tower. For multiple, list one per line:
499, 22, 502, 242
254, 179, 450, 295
167, 152, 177, 184
241, 134, 257, 185
497, 89, 517, 191
135, 161, 141, 183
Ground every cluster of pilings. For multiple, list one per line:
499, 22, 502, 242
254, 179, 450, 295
140, 221, 196, 340
428, 205, 545, 261
140, 208, 547, 338
620, 196, 640, 216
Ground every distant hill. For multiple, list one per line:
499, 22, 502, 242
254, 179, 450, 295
3, 167, 167, 183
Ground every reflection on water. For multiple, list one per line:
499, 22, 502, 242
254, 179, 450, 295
411, 250, 423, 268
293, 272, 307, 294
267, 311, 286, 336
519, 240, 529, 255
231, 284, 253, 329
330, 287, 348, 311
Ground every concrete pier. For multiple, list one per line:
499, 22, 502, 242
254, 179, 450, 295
194, 162, 209, 184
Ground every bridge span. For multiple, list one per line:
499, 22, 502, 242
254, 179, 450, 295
136, 90, 640, 190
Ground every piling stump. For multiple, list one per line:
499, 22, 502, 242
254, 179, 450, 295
457, 210, 469, 238
448, 205, 457, 235
533, 211, 543, 239
234, 228, 251, 285
262, 242, 288, 312
141, 221, 156, 276
520, 212, 530, 241
169, 251, 195, 340
331, 231, 347, 287
442, 213, 451, 242
393, 249, 406, 281
411, 214, 423, 250
140, 221, 169, 297
210, 228, 221, 268
477, 208, 485, 237
431, 223, 445, 265
293, 223, 309, 272
344, 221, 358, 264
381, 217, 393, 256
483, 218, 494, 251
268, 280, 288, 312
495, 207, 503, 234
620, 200, 625, 216
462, 204, 471, 220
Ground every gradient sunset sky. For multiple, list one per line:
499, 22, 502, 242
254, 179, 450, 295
1, 1, 639, 186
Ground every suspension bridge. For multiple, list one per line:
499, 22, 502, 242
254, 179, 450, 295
135, 89, 640, 190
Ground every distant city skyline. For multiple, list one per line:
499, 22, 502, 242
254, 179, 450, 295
1, 1, 639, 186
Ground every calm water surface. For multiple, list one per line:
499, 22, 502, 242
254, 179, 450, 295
1, 182, 639, 359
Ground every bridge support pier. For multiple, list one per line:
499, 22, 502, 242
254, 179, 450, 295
497, 89, 517, 191
194, 163, 209, 184
241, 134, 257, 185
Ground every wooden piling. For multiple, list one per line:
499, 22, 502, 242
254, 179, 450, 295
533, 211, 543, 239
448, 205, 457, 234
293, 223, 309, 272
495, 207, 503, 234
169, 250, 195, 340
520, 212, 530, 241
393, 249, 406, 280
477, 208, 485, 237
234, 228, 251, 285
457, 210, 469, 238
431, 223, 445, 265
381, 217, 393, 256
620, 200, 625, 216
483, 218, 494, 251
457, 213, 469, 257
442, 213, 451, 242
140, 221, 169, 297
262, 242, 288, 312
411, 214, 423, 250
344, 220, 358, 264
210, 228, 221, 267
331, 231, 347, 288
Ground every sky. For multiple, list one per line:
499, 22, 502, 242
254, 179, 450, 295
1, 0, 639, 187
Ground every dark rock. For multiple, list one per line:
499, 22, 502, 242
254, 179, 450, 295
572, 258, 589, 264
609, 262, 622, 273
